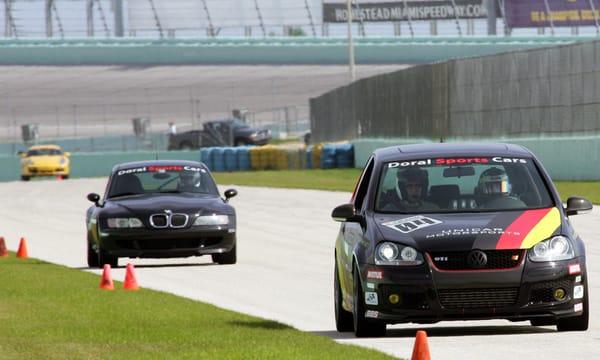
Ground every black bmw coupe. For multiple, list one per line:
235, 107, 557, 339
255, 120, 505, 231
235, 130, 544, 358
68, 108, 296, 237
86, 160, 237, 268
332, 143, 592, 337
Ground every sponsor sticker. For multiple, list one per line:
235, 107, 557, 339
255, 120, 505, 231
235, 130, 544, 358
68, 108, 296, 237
569, 263, 581, 275
365, 292, 379, 306
575, 275, 582, 283
574, 285, 584, 300
387, 157, 527, 169
382, 215, 442, 234
118, 165, 203, 176
366, 282, 375, 290
426, 228, 521, 239
367, 270, 383, 280
574, 303, 583, 312
365, 310, 379, 319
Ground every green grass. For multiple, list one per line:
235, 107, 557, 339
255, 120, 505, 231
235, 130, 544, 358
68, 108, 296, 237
0, 256, 393, 359
213, 169, 362, 192
555, 182, 600, 204
214, 169, 600, 204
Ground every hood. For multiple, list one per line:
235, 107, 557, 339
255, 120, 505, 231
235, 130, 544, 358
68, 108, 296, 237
107, 193, 231, 215
374, 207, 561, 252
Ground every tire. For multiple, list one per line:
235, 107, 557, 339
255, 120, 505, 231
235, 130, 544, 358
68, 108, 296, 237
352, 266, 386, 337
21, 175, 30, 181
98, 248, 118, 268
557, 284, 589, 332
212, 245, 236, 265
334, 258, 354, 332
87, 241, 99, 268
62, 175, 69, 180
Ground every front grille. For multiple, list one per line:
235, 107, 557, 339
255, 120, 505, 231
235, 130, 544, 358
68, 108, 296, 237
170, 214, 188, 228
150, 214, 168, 228
438, 287, 519, 309
430, 250, 524, 271
529, 279, 572, 304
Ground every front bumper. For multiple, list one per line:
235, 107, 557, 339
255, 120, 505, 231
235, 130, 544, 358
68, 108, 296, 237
22, 166, 69, 177
359, 256, 586, 324
97, 226, 235, 259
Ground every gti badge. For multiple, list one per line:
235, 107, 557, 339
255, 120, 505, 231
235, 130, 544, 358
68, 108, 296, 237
382, 215, 442, 234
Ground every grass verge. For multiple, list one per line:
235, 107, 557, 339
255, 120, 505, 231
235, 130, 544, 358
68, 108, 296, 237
213, 170, 600, 204
0, 255, 393, 359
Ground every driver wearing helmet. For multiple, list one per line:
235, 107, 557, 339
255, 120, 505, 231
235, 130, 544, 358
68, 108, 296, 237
380, 167, 438, 212
177, 171, 201, 192
476, 167, 526, 209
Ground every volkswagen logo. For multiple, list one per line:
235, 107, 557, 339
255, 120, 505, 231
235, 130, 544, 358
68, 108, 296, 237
467, 250, 488, 269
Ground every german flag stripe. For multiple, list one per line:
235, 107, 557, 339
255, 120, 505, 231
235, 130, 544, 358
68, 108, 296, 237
495, 208, 556, 250
520, 208, 561, 249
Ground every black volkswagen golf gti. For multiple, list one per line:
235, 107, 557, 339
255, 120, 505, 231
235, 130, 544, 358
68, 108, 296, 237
332, 143, 592, 337
86, 160, 237, 268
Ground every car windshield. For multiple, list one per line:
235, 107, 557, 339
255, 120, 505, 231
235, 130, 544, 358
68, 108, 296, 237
107, 165, 219, 198
27, 148, 62, 156
231, 119, 249, 128
375, 156, 554, 214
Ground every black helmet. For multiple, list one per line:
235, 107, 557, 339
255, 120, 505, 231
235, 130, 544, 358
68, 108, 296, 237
397, 167, 429, 199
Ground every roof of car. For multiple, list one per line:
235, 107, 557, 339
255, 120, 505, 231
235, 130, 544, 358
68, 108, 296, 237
374, 142, 534, 162
28, 144, 62, 150
112, 160, 206, 173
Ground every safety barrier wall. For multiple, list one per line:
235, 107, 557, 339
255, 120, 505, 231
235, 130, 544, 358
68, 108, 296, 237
352, 137, 600, 181
311, 39, 600, 142
0, 143, 355, 182
0, 38, 583, 65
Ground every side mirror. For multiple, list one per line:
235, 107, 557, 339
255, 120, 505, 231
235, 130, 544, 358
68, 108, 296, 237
224, 189, 237, 202
565, 196, 593, 216
331, 203, 363, 223
87, 193, 101, 206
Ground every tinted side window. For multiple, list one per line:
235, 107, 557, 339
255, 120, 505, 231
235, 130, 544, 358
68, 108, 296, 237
352, 157, 375, 211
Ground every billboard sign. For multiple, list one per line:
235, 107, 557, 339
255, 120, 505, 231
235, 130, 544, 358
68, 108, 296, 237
322, 0, 495, 23
504, 0, 600, 28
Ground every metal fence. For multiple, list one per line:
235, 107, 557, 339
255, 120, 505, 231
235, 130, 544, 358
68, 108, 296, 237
2, 0, 600, 39
310, 39, 600, 142
0, 98, 309, 154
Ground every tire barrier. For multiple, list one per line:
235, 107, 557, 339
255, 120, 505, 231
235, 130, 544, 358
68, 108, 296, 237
198, 143, 354, 172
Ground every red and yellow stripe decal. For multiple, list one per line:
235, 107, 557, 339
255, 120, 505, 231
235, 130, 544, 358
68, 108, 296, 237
496, 208, 561, 250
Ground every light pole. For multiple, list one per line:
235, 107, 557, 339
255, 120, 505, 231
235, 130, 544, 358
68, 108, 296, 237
347, 0, 356, 82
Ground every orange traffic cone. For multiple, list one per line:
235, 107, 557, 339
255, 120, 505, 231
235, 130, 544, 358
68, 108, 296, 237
411, 330, 431, 360
0, 237, 8, 257
99, 264, 114, 290
123, 263, 140, 291
16, 237, 28, 259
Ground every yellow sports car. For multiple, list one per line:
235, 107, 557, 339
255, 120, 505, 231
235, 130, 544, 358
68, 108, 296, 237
19, 145, 70, 181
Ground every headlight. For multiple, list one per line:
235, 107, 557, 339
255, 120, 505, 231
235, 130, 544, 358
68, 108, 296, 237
528, 236, 575, 262
194, 214, 229, 226
375, 242, 423, 266
24, 159, 34, 166
106, 218, 143, 229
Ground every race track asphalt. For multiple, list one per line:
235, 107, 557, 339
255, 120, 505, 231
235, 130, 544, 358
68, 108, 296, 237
0, 178, 598, 359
